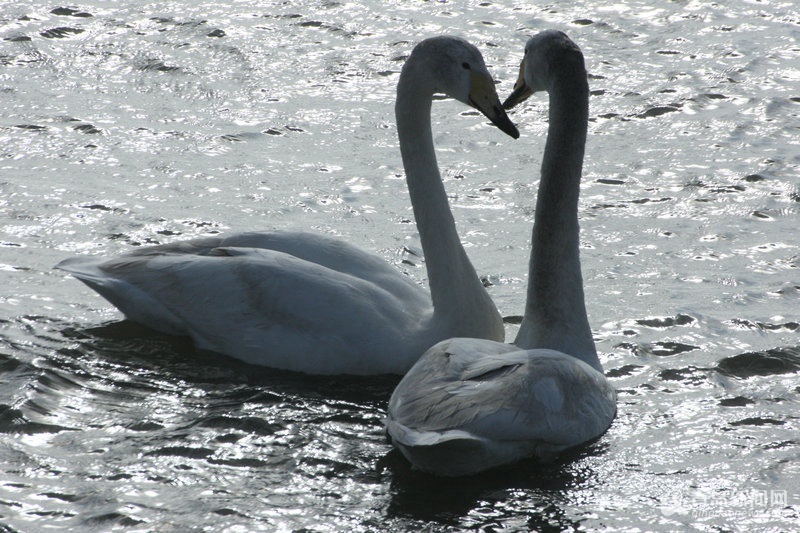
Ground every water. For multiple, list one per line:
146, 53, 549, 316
1, 0, 799, 530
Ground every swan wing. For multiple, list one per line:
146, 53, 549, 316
459, 351, 617, 447
387, 339, 616, 471
387, 338, 524, 442
57, 244, 430, 374
120, 231, 425, 304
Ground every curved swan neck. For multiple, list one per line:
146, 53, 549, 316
515, 64, 601, 371
395, 63, 500, 337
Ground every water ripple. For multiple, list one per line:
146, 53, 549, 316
1, 0, 799, 530
717, 347, 800, 378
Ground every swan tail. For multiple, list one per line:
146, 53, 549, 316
386, 417, 531, 476
55, 257, 187, 335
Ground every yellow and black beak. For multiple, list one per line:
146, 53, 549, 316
468, 70, 520, 139
502, 59, 534, 110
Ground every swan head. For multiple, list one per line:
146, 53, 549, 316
406, 36, 519, 139
503, 30, 586, 109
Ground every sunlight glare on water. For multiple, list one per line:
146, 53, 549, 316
0, 0, 799, 531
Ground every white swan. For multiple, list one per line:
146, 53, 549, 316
57, 36, 520, 376
386, 31, 617, 475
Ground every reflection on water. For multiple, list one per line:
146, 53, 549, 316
1, 0, 799, 530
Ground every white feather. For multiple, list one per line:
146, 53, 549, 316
57, 37, 520, 375
386, 31, 617, 475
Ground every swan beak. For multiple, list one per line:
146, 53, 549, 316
502, 60, 534, 110
468, 71, 520, 139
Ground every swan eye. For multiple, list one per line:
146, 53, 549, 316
461, 62, 471, 70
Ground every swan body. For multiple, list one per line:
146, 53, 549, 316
57, 37, 519, 376
386, 30, 617, 475
386, 338, 616, 476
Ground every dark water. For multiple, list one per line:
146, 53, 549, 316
1, 1, 799, 531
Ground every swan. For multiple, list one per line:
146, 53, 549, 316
56, 36, 520, 376
385, 30, 617, 475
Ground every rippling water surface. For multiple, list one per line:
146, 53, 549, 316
1, 1, 799, 531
